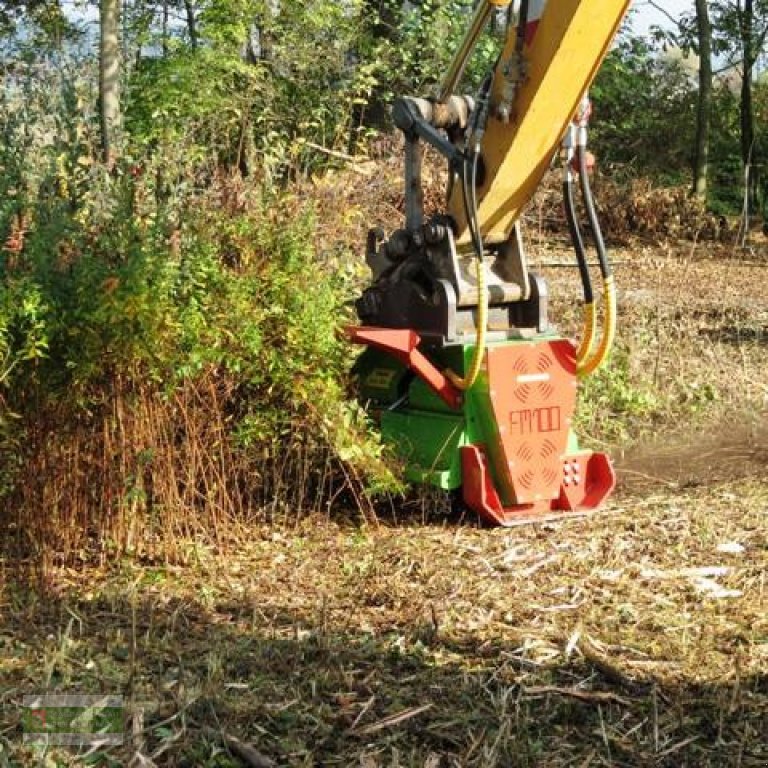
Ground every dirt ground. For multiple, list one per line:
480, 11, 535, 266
1, 243, 766, 766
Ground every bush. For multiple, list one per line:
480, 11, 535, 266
592, 177, 729, 243
0, 94, 398, 561
525, 169, 729, 244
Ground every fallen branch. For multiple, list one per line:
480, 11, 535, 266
353, 703, 434, 736
202, 726, 276, 768
579, 636, 652, 693
522, 685, 631, 707
301, 140, 369, 169
348, 695, 376, 732
656, 734, 702, 758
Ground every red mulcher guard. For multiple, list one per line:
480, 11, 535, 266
461, 339, 616, 526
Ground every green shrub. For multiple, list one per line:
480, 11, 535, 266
577, 343, 661, 443
0, 69, 398, 559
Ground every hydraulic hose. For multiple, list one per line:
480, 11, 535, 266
445, 255, 488, 391
576, 141, 616, 377
446, 149, 489, 391
443, 73, 494, 393
563, 164, 596, 365
578, 274, 615, 377
441, 3, 531, 391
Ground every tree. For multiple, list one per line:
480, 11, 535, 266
711, 0, 768, 222
645, 1, 714, 199
0, 0, 54, 32
693, 0, 713, 200
184, 0, 198, 49
100, 0, 122, 165
0, 0, 72, 45
590, 34, 696, 181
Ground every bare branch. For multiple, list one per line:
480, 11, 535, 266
644, 0, 685, 30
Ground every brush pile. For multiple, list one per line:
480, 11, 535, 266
307, 143, 733, 253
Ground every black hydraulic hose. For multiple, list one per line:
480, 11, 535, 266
448, 83, 491, 392
463, 72, 493, 261
563, 177, 594, 305
462, 154, 482, 259
576, 143, 617, 377
469, 149, 482, 254
577, 146, 611, 280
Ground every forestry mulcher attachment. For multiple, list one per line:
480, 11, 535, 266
347, 0, 630, 526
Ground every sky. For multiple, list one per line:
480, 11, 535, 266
56, 0, 694, 53
631, 0, 694, 36
61, 1, 693, 31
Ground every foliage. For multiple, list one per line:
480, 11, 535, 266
590, 34, 697, 183
707, 84, 745, 214
577, 343, 661, 443
124, 0, 511, 180
708, 0, 768, 70
0, 55, 398, 558
589, 26, 768, 217
127, 0, 377, 182
0, 0, 73, 42
644, 0, 768, 213
364, 0, 501, 101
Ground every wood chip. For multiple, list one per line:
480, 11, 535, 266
353, 703, 433, 736
522, 685, 631, 707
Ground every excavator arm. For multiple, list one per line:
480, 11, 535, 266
445, 0, 630, 246
347, 1, 631, 526
357, 0, 629, 347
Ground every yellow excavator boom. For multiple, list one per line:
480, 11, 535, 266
446, 0, 631, 247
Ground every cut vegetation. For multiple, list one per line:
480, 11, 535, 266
1, 2, 767, 765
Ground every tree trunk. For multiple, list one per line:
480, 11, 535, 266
99, 0, 121, 166
738, 0, 758, 242
740, 0, 755, 168
184, 0, 198, 49
692, 0, 712, 201
162, 0, 169, 57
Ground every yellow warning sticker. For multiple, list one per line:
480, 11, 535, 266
365, 368, 397, 390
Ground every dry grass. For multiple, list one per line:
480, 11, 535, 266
0, 473, 765, 766
2, 369, 355, 568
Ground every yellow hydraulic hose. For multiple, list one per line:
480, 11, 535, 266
445, 257, 488, 390
577, 276, 616, 377
576, 301, 596, 366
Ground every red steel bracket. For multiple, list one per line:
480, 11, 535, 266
346, 326, 462, 410
556, 451, 616, 512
